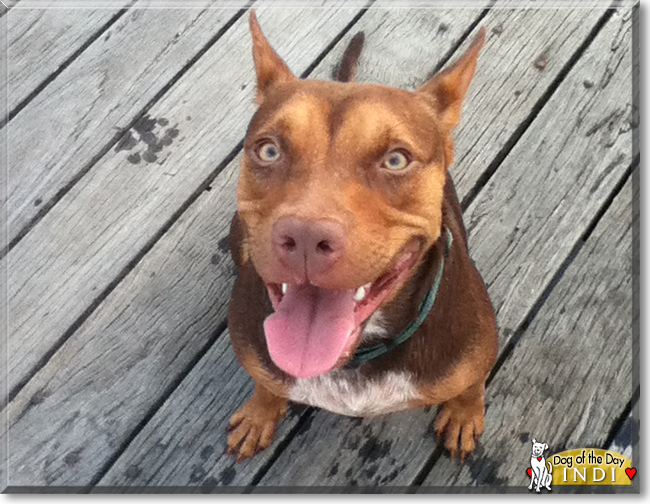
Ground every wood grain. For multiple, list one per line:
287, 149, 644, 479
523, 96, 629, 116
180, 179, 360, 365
7, 162, 242, 486
463, 6, 634, 346
4, 0, 131, 111
96, 332, 310, 489
421, 176, 634, 487
5, 0, 238, 243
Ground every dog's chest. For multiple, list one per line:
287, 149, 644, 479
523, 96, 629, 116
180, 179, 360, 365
288, 368, 420, 417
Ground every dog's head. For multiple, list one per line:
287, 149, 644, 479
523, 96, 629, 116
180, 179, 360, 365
531, 439, 549, 457
236, 11, 485, 378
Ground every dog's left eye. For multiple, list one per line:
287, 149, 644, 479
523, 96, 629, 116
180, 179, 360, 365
257, 141, 281, 163
382, 150, 410, 171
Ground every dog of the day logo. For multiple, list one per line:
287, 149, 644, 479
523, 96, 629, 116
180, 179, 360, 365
526, 439, 553, 492
526, 439, 636, 491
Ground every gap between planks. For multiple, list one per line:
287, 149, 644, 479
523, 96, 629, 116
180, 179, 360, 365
460, 1, 618, 212
418, 174, 635, 488
1, 0, 137, 129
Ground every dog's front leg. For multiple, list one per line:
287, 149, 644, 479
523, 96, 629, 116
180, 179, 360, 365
227, 383, 287, 461
433, 381, 486, 462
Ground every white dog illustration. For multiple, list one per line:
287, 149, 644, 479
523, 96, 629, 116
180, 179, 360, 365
528, 438, 552, 492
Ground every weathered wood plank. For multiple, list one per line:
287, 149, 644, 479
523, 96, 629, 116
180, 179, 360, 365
5, 0, 131, 113
421, 176, 634, 487
448, 3, 607, 201
7, 161, 242, 487
5, 4, 370, 487
5, 0, 240, 243
100, 3, 626, 489
253, 6, 634, 487
5, 2, 361, 398
97, 332, 310, 489
462, 8, 634, 346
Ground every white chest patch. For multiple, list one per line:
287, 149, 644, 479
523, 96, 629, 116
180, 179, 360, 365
360, 309, 388, 344
288, 368, 420, 417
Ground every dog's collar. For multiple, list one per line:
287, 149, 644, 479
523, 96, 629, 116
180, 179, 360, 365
344, 227, 453, 369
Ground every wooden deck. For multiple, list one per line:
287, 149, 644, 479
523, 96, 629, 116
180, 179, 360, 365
2, 0, 638, 492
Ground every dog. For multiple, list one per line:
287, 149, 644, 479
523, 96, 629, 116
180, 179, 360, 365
528, 439, 552, 492
226, 10, 498, 463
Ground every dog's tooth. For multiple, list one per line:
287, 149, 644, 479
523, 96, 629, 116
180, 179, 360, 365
353, 286, 366, 302
281, 283, 288, 295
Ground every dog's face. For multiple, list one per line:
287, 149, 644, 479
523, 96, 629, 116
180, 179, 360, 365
236, 12, 484, 378
531, 439, 549, 458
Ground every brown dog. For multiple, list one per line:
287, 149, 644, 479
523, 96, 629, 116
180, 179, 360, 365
227, 10, 498, 463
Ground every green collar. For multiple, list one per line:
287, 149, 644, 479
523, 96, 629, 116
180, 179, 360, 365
345, 228, 453, 369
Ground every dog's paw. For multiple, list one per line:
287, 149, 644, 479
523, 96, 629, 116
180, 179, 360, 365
434, 397, 485, 463
226, 390, 287, 461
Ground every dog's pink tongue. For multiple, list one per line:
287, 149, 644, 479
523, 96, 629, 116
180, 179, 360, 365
264, 284, 356, 378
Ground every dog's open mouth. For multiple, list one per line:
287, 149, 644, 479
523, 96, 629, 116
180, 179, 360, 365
262, 248, 420, 379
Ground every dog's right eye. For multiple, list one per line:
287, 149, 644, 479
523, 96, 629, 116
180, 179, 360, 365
256, 141, 281, 163
381, 149, 411, 171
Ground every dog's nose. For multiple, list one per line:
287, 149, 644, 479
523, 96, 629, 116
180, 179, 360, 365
272, 217, 346, 280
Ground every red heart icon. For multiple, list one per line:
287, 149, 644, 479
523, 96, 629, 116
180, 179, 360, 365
527, 468, 532, 477
537, 456, 542, 461
625, 468, 637, 480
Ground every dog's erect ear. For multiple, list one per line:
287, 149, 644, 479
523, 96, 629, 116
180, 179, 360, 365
416, 27, 485, 130
336, 32, 365, 82
531, 438, 537, 444
249, 10, 295, 103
